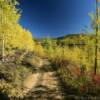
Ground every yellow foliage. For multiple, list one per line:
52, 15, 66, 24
46, 45, 95, 71
33, 43, 46, 57
96, 19, 100, 24
0, 0, 34, 55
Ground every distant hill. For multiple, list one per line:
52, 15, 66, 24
34, 33, 95, 47
55, 33, 95, 47
56, 34, 81, 40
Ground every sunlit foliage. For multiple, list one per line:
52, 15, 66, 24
0, 0, 34, 57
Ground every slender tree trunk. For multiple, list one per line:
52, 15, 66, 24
2, 34, 5, 63
1, 1, 5, 63
94, 0, 99, 75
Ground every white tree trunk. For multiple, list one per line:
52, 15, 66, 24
2, 34, 5, 62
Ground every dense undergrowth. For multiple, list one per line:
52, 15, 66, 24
43, 38, 100, 97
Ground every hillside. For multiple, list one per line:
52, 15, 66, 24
34, 33, 95, 47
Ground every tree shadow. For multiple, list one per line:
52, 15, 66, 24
23, 84, 66, 100
26, 64, 54, 74
0, 91, 9, 100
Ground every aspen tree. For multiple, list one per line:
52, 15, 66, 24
94, 0, 99, 75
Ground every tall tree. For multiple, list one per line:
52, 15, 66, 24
0, 0, 34, 62
94, 0, 99, 75
0, 0, 20, 62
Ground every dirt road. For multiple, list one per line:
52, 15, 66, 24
22, 59, 66, 100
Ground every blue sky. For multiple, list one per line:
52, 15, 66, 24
18, 0, 95, 38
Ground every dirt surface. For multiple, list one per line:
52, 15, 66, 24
22, 59, 43, 96
22, 59, 66, 100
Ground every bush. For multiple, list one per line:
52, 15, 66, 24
0, 63, 32, 98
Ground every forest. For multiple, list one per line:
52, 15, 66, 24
0, 0, 100, 100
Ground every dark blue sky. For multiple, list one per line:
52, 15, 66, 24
18, 0, 95, 38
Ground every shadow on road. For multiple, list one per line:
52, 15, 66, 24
22, 63, 66, 100
23, 84, 66, 100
